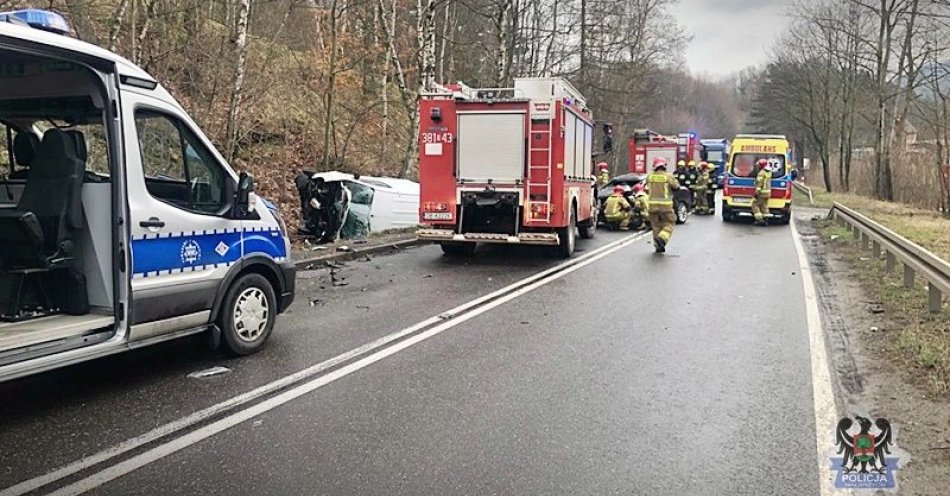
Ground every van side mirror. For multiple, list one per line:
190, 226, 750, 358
791, 169, 799, 181
234, 172, 256, 218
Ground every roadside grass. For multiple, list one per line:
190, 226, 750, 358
797, 184, 950, 261
817, 220, 950, 396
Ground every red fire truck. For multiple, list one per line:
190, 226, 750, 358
416, 77, 597, 257
627, 129, 702, 174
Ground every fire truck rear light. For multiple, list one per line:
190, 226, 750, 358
424, 202, 449, 212
529, 202, 549, 218
430, 107, 442, 121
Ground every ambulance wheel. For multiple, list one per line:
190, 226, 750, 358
556, 209, 577, 258
578, 218, 596, 239
441, 242, 476, 256
722, 203, 733, 223
219, 273, 277, 356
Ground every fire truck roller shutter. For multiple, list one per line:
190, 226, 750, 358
456, 112, 526, 184
564, 112, 577, 178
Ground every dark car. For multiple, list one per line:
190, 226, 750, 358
597, 173, 692, 225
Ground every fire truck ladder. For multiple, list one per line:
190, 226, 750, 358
527, 107, 554, 223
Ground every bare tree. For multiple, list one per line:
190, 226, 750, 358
225, 0, 251, 162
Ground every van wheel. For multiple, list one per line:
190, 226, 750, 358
219, 273, 277, 356
556, 209, 577, 258
441, 242, 476, 256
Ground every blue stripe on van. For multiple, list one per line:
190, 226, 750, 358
131, 229, 286, 277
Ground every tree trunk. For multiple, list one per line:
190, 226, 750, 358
416, 0, 437, 94
379, 0, 419, 178
494, 0, 513, 86
107, 0, 129, 52
322, 0, 340, 170
225, 0, 251, 163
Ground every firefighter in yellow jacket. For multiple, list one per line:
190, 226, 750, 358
646, 157, 680, 253
603, 185, 633, 230
630, 182, 650, 230
692, 162, 712, 215
752, 158, 773, 226
597, 162, 610, 186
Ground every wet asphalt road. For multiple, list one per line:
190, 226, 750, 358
1, 204, 821, 495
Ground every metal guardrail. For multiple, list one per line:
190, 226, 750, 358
829, 202, 950, 312
792, 181, 814, 205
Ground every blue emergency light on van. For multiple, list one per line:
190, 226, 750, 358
0, 9, 71, 35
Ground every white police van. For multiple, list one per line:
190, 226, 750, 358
0, 10, 295, 381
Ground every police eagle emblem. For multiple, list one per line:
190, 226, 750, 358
835, 416, 893, 474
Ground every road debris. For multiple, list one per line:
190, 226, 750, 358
187, 366, 232, 379
309, 298, 325, 307
338, 245, 353, 252
867, 302, 885, 314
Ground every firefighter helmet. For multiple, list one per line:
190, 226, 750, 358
677, 160, 686, 167
632, 183, 644, 194
688, 160, 696, 167
598, 162, 609, 171
653, 157, 668, 170
613, 185, 624, 194
757, 158, 769, 169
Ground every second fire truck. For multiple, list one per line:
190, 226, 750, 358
416, 77, 598, 258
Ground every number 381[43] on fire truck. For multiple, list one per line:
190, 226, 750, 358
415, 77, 599, 258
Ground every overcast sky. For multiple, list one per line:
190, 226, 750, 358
669, 0, 792, 78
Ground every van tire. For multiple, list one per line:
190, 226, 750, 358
219, 273, 277, 356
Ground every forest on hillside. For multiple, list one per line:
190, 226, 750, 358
5, 0, 948, 218
0, 0, 745, 225
749, 0, 950, 213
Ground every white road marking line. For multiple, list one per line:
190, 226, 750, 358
3, 232, 643, 496
790, 220, 845, 496
48, 233, 646, 496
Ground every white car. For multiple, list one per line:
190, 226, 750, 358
302, 171, 419, 239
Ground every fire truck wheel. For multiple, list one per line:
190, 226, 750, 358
440, 242, 476, 256
555, 208, 577, 258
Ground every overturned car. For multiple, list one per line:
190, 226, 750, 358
295, 171, 419, 242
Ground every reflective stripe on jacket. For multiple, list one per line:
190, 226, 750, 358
755, 169, 773, 196
647, 172, 676, 206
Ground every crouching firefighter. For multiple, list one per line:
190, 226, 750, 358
603, 185, 634, 230
630, 183, 650, 231
752, 158, 773, 226
646, 157, 680, 253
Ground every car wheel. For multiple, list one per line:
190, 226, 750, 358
441, 242, 476, 256
578, 216, 596, 239
675, 201, 689, 224
722, 202, 732, 223
556, 208, 577, 258
219, 273, 277, 356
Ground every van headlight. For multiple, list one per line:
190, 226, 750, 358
260, 197, 287, 234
